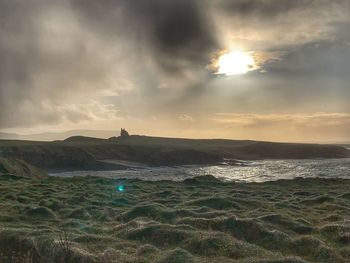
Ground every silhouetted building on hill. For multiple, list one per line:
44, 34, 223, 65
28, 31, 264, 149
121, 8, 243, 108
108, 128, 130, 140
120, 128, 130, 138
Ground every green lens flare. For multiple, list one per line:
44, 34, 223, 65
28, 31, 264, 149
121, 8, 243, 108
117, 185, 125, 192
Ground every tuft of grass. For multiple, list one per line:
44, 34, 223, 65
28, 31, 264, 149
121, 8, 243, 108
156, 248, 196, 263
25, 207, 57, 219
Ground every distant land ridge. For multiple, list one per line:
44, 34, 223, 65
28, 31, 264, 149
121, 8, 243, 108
0, 129, 349, 174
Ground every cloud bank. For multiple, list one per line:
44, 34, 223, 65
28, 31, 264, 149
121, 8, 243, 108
0, 0, 349, 142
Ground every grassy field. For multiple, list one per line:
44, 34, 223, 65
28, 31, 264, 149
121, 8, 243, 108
0, 173, 349, 262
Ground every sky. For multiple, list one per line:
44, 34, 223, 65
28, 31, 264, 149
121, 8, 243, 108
0, 0, 349, 142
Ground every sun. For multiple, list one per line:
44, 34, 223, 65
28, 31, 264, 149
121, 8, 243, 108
215, 51, 256, 76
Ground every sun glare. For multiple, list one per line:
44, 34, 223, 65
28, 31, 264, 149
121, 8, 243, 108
216, 51, 255, 76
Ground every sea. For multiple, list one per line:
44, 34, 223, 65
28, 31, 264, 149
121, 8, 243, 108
50, 158, 350, 183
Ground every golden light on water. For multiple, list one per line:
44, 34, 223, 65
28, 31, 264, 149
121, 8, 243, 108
214, 50, 256, 76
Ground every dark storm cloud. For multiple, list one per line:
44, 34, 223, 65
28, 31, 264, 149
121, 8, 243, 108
0, 0, 219, 129
218, 0, 310, 18
70, 0, 218, 72
0, 0, 221, 128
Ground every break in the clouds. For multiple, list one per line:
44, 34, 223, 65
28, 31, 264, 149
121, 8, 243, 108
210, 112, 350, 142
0, 0, 349, 142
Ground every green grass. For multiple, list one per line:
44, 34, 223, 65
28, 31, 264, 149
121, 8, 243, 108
0, 174, 349, 262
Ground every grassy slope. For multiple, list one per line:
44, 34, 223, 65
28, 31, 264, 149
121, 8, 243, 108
0, 174, 349, 262
0, 140, 127, 172
0, 158, 47, 179
0, 136, 349, 172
